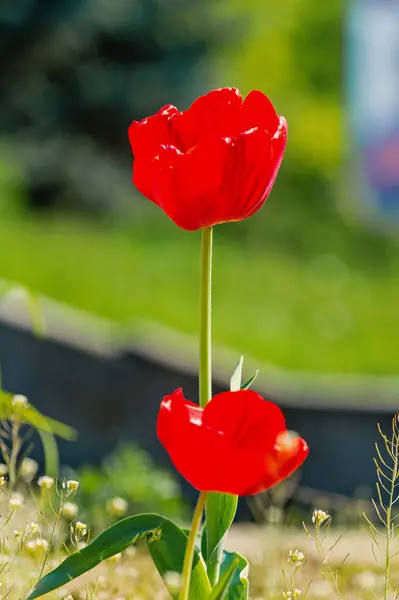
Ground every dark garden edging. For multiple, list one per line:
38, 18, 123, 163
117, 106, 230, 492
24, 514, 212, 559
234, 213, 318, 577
0, 294, 397, 500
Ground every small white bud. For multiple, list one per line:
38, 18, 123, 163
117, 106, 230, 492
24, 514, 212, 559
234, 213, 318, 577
107, 496, 128, 517
288, 549, 305, 567
35, 538, 49, 551
62, 502, 78, 519
63, 480, 79, 495
164, 571, 182, 593
312, 509, 330, 527
107, 552, 122, 563
20, 458, 38, 481
38, 476, 55, 490
11, 395, 29, 409
9, 492, 24, 510
28, 522, 40, 534
25, 538, 49, 554
72, 521, 87, 537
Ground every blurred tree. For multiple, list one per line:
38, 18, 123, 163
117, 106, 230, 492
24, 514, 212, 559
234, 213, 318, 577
0, 0, 219, 213
212, 0, 393, 260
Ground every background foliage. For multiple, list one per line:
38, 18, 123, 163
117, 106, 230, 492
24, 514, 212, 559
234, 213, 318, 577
0, 0, 398, 375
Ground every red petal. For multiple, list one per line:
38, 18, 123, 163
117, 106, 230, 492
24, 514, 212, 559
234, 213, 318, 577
239, 119, 287, 220
128, 104, 180, 155
157, 388, 203, 447
242, 435, 309, 495
154, 137, 232, 230
132, 141, 184, 206
203, 390, 286, 451
241, 90, 280, 135
176, 88, 243, 151
157, 389, 234, 491
216, 127, 274, 222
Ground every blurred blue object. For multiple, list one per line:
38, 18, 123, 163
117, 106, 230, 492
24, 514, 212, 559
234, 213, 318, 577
347, 0, 399, 221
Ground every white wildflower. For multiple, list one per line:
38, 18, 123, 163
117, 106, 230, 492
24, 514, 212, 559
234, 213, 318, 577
20, 458, 38, 481
0, 476, 6, 489
312, 509, 330, 527
164, 571, 182, 593
62, 502, 78, 519
72, 521, 87, 537
125, 546, 136, 558
63, 480, 79, 495
35, 538, 49, 551
25, 538, 48, 554
11, 394, 29, 409
107, 496, 128, 517
288, 549, 305, 567
9, 492, 24, 510
25, 540, 38, 555
38, 476, 55, 490
282, 592, 301, 600
353, 571, 379, 591
0, 464, 8, 476
28, 522, 40, 534
107, 552, 122, 563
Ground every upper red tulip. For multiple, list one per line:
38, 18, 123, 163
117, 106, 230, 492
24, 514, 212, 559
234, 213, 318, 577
157, 388, 308, 496
128, 88, 287, 231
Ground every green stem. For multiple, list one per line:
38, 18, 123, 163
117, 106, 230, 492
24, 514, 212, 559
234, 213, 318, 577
199, 227, 213, 409
198, 227, 225, 587
179, 492, 207, 600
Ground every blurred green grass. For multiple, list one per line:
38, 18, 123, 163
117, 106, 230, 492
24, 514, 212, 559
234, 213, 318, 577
0, 211, 398, 375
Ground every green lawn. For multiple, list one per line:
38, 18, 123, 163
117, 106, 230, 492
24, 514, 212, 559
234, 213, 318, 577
0, 214, 397, 375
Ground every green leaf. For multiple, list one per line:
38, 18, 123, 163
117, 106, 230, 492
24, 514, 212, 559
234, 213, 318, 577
207, 554, 241, 600
26, 513, 211, 600
22, 287, 45, 338
37, 429, 59, 479
0, 281, 45, 337
240, 370, 259, 391
0, 390, 76, 441
204, 493, 238, 585
218, 550, 249, 600
230, 356, 244, 392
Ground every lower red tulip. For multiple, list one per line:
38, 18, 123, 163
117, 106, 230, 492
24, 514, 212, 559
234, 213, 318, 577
157, 388, 308, 496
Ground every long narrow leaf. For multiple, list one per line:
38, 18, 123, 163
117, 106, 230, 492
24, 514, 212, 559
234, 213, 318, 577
26, 513, 211, 600
208, 555, 240, 600
230, 356, 244, 392
0, 391, 76, 440
219, 550, 249, 600
37, 429, 59, 478
240, 371, 259, 391
204, 493, 238, 581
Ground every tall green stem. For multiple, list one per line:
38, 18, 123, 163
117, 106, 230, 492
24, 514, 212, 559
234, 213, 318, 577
179, 492, 207, 600
199, 227, 224, 588
199, 227, 213, 409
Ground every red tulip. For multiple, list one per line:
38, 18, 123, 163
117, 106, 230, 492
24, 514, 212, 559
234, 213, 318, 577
157, 388, 308, 496
128, 88, 287, 231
